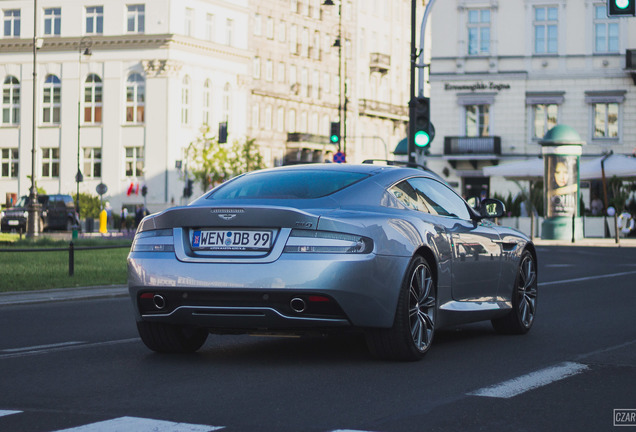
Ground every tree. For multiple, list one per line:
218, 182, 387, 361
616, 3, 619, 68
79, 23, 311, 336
185, 127, 267, 192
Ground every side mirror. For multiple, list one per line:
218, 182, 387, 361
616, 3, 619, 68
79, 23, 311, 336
478, 198, 505, 219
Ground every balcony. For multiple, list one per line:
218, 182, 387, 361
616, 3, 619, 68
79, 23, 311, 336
369, 53, 390, 74
358, 99, 408, 121
443, 136, 501, 169
444, 136, 501, 156
285, 132, 336, 165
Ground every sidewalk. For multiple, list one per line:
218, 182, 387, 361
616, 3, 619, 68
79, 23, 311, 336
1, 237, 634, 307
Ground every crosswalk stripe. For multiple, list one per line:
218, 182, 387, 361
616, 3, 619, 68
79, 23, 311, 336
0, 410, 22, 418
51, 416, 224, 432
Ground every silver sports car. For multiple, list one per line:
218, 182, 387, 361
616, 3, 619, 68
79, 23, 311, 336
128, 163, 537, 361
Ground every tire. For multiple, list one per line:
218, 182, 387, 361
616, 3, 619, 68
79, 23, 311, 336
366, 256, 436, 361
492, 250, 538, 334
136, 321, 208, 353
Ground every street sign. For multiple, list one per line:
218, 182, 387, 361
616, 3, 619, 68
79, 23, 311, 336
96, 183, 108, 196
333, 151, 346, 163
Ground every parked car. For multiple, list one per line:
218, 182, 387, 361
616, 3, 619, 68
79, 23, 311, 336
0, 194, 80, 232
128, 163, 538, 361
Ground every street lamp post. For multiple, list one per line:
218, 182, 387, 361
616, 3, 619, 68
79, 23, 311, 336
26, 0, 41, 238
76, 36, 93, 223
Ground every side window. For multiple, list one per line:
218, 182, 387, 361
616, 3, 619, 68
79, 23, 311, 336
388, 180, 427, 212
407, 178, 471, 220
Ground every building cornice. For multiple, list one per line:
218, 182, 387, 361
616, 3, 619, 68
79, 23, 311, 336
0, 34, 252, 62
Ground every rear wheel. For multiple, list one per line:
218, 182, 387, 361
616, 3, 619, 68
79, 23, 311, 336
136, 321, 208, 353
366, 256, 436, 361
492, 250, 537, 334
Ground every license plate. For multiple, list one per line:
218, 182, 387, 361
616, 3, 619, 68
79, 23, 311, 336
8, 220, 19, 226
192, 230, 272, 251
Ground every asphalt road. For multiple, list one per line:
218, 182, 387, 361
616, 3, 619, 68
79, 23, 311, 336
1, 245, 635, 432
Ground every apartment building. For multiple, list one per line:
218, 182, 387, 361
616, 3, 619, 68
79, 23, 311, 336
427, 0, 636, 203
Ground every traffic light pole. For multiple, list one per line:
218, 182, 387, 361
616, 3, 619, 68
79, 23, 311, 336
408, 0, 417, 164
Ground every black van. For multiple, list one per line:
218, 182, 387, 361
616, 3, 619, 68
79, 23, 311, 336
1, 194, 80, 232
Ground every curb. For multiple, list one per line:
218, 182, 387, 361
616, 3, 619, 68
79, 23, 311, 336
0, 285, 128, 306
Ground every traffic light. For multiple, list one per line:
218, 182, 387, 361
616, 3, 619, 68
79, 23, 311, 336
607, 0, 635, 16
184, 179, 193, 198
330, 122, 341, 145
218, 121, 228, 144
411, 97, 435, 151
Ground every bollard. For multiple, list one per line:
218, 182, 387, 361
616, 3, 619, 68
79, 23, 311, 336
69, 241, 74, 276
614, 213, 620, 244
99, 209, 108, 234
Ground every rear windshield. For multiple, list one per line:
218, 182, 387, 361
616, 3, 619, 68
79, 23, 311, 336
209, 170, 369, 200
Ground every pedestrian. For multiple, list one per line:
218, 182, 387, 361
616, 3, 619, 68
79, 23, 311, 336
135, 204, 145, 228
120, 207, 128, 232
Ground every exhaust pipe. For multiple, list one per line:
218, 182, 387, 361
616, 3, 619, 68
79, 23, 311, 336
153, 294, 166, 310
290, 297, 306, 313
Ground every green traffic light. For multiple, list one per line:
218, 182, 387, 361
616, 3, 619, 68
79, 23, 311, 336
414, 130, 430, 147
615, 0, 630, 8
330, 135, 339, 144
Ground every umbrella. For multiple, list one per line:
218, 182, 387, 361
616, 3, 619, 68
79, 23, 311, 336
580, 154, 636, 180
482, 158, 544, 181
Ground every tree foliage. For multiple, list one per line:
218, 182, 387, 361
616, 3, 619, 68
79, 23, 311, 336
185, 126, 266, 192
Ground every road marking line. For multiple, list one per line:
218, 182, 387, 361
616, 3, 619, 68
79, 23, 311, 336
0, 410, 22, 418
539, 270, 636, 287
0, 338, 139, 360
51, 416, 224, 432
468, 362, 588, 399
1, 341, 85, 353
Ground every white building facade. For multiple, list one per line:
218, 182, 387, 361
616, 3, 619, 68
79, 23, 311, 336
427, 0, 636, 204
0, 0, 250, 214
1, 0, 418, 217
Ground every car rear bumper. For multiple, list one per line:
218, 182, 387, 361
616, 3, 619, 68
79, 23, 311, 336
128, 251, 409, 330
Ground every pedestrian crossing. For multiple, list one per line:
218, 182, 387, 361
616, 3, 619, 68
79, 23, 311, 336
0, 410, 377, 432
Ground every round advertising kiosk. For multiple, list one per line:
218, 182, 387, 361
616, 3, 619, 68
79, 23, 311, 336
540, 125, 584, 240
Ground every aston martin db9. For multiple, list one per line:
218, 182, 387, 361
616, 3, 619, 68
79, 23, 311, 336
128, 163, 537, 361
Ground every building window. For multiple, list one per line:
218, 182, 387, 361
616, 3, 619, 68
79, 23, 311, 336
252, 103, 260, 129
181, 75, 191, 126
465, 104, 490, 137
222, 83, 230, 122
127, 5, 145, 33
253, 56, 261, 79
83, 147, 102, 178
42, 74, 61, 124
265, 105, 272, 130
467, 9, 490, 55
266, 16, 274, 39
277, 107, 284, 132
1, 148, 18, 178
593, 103, 619, 139
85, 6, 103, 34
225, 18, 233, 46
184, 7, 193, 36
534, 6, 558, 54
3, 9, 21, 37
126, 73, 145, 123
533, 104, 558, 139
205, 13, 214, 41
265, 59, 273, 82
278, 62, 286, 83
125, 146, 144, 177
2, 76, 20, 125
278, 20, 286, 42
288, 109, 296, 132
84, 74, 102, 124
203, 79, 211, 125
290, 24, 298, 54
44, 8, 61, 36
41, 147, 60, 178
253, 13, 261, 36
594, 5, 619, 53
